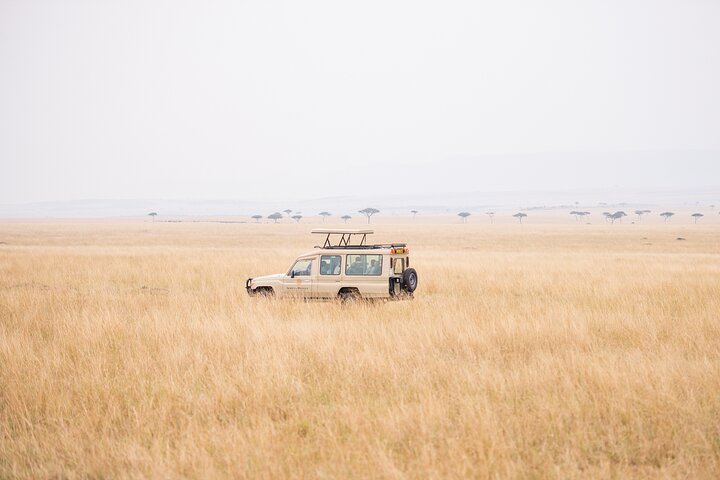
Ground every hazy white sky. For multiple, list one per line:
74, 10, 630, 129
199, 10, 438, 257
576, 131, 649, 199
1, 0, 719, 203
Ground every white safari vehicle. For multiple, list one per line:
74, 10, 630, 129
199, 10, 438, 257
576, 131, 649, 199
246, 229, 418, 300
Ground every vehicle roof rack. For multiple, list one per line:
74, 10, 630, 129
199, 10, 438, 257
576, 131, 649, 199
317, 243, 408, 250
311, 229, 374, 248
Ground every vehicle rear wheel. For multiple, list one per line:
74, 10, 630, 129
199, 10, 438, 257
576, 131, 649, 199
402, 268, 418, 293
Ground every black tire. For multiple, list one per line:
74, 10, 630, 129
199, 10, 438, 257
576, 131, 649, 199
254, 287, 274, 297
338, 288, 361, 303
402, 268, 418, 293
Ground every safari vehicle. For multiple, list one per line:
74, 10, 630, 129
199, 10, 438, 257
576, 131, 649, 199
246, 229, 418, 300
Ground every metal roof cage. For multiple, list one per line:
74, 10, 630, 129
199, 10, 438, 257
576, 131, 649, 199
310, 229, 406, 250
311, 229, 373, 248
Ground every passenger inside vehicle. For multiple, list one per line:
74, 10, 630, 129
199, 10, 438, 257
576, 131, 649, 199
320, 258, 331, 275
347, 256, 364, 275
366, 259, 377, 275
320, 256, 342, 275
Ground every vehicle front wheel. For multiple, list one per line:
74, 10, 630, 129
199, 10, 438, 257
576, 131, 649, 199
338, 288, 361, 303
254, 287, 274, 297
402, 268, 418, 293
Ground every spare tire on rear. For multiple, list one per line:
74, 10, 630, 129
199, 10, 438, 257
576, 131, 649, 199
402, 268, 418, 293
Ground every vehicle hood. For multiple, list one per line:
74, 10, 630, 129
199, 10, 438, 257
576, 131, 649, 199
250, 273, 285, 283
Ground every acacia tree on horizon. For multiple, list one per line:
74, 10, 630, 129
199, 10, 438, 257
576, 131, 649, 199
283, 209, 292, 217
341, 215, 352, 224
486, 212, 495, 224
513, 212, 527, 224
411, 210, 418, 219
319, 212, 332, 223
251, 214, 263, 223
148, 212, 158, 222
570, 211, 591, 222
691, 213, 704, 224
635, 210, 651, 222
359, 208, 380, 224
660, 211, 675, 223
291, 214, 302, 223
268, 212, 283, 223
609, 211, 627, 224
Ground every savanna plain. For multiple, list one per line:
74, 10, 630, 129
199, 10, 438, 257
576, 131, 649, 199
1, 218, 719, 479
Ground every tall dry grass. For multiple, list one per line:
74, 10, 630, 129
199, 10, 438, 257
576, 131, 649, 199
1, 220, 719, 478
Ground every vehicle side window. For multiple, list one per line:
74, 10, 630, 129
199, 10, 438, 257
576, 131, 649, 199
345, 254, 383, 276
289, 259, 313, 276
320, 255, 341, 275
393, 258, 405, 274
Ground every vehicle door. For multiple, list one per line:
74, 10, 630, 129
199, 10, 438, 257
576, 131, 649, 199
283, 257, 316, 297
317, 254, 342, 298
389, 255, 407, 296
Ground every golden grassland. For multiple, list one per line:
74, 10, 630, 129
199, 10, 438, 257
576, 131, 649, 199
1, 219, 719, 478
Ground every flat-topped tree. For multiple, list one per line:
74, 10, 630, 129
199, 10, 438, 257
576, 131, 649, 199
635, 210, 651, 222
341, 215, 351, 224
251, 215, 263, 223
411, 210, 418, 219
486, 212, 495, 224
358, 208, 380, 224
268, 212, 283, 223
148, 212, 158, 222
660, 212, 675, 223
458, 212, 471, 223
283, 209, 292, 217
571, 211, 590, 223
513, 212, 527, 224
319, 212, 331, 223
291, 215, 302, 223
691, 213, 704, 224
609, 211, 627, 224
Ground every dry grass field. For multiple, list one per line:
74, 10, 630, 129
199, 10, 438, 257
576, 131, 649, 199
1, 219, 719, 478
